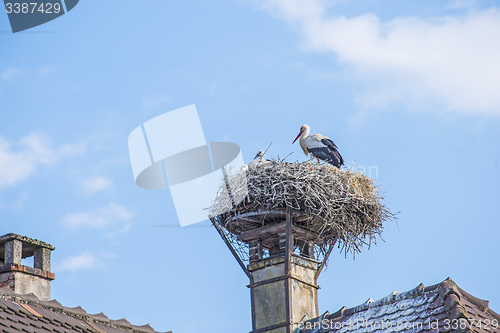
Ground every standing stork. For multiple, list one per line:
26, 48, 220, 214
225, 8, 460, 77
292, 124, 344, 168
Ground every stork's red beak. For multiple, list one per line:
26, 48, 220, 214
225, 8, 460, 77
292, 131, 302, 144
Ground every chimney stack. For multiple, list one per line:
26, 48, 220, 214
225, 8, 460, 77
0, 233, 55, 301
212, 209, 334, 333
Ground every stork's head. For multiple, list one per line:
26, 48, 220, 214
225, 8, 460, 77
293, 124, 309, 144
254, 150, 265, 159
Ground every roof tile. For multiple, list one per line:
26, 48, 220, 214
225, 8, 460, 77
18, 293, 40, 303
62, 306, 87, 317
28, 320, 43, 328
132, 324, 156, 333
0, 291, 167, 333
111, 318, 132, 328
89, 312, 109, 323
19, 303, 43, 318
295, 278, 500, 333
0, 288, 13, 296
41, 300, 64, 311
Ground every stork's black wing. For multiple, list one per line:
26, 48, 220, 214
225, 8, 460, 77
312, 138, 343, 167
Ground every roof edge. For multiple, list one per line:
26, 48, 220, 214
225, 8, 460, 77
320, 277, 493, 319
0, 288, 162, 333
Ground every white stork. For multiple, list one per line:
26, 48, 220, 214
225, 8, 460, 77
292, 124, 344, 168
248, 150, 270, 169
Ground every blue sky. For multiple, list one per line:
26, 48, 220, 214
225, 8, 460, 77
1, 0, 500, 332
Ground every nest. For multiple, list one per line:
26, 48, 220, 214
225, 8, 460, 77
209, 160, 395, 256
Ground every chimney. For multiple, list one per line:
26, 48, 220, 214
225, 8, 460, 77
212, 208, 333, 333
0, 233, 55, 301
247, 247, 320, 333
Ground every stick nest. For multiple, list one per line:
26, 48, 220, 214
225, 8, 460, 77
209, 160, 396, 255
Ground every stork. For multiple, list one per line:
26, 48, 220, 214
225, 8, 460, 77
292, 124, 344, 168
248, 150, 270, 169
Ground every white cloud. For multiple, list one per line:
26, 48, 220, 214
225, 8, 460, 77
81, 176, 113, 194
255, 0, 500, 116
0, 133, 84, 190
38, 66, 55, 75
59, 141, 86, 156
448, 0, 478, 9
55, 252, 97, 272
1, 68, 23, 80
0, 192, 29, 211
62, 202, 133, 231
0, 133, 54, 189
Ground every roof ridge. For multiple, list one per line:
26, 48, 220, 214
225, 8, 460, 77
326, 279, 452, 319
0, 291, 162, 333
394, 283, 425, 301
296, 278, 500, 333
345, 283, 427, 314
0, 286, 13, 295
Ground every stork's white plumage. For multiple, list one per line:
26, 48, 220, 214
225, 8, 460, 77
292, 124, 344, 168
248, 150, 270, 169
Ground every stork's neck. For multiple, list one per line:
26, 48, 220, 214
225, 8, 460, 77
298, 126, 310, 156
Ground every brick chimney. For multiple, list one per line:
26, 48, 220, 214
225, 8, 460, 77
0, 233, 55, 301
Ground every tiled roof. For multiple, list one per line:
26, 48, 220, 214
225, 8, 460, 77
0, 287, 170, 333
295, 278, 500, 333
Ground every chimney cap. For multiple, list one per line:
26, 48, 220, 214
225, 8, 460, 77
0, 233, 55, 260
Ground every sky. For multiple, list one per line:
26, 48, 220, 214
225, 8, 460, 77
1, 0, 500, 332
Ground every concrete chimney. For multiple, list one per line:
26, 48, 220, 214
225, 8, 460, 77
243, 222, 320, 333
248, 253, 319, 333
0, 233, 55, 301
212, 209, 332, 333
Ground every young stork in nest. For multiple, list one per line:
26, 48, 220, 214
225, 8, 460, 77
292, 124, 344, 168
248, 150, 270, 169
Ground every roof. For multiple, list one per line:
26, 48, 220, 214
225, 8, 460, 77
295, 278, 500, 333
0, 287, 170, 333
